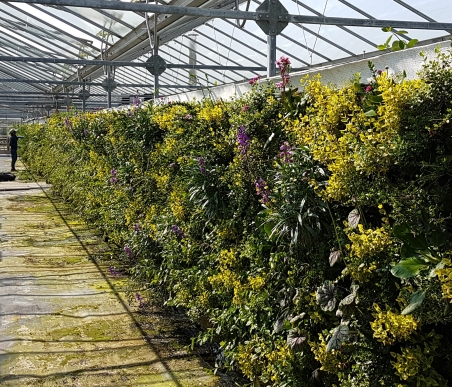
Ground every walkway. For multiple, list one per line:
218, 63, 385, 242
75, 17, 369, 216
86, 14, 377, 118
0, 155, 221, 387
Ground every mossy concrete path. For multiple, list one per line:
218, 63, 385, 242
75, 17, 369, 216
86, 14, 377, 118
0, 156, 220, 387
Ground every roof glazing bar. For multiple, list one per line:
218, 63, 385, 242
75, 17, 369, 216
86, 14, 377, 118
0, 11, 93, 58
96, 8, 137, 30
193, 28, 263, 67
53, 5, 122, 39
199, 24, 266, 60
170, 39, 240, 82
5, 3, 100, 56
222, 18, 309, 66
184, 34, 260, 77
0, 55, 266, 71
0, 42, 72, 77
393, 0, 452, 34
289, 0, 377, 49
11, 0, 452, 31
337, 0, 411, 40
29, 5, 109, 49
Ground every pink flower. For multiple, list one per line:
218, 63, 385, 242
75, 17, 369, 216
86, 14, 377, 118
365, 85, 372, 93
242, 105, 250, 112
276, 56, 291, 71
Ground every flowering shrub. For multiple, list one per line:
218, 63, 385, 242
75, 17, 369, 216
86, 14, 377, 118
18, 48, 452, 386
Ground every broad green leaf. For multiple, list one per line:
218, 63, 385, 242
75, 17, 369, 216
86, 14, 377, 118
326, 324, 350, 352
407, 39, 419, 48
401, 289, 426, 315
377, 44, 388, 51
393, 223, 410, 239
347, 209, 360, 228
390, 258, 429, 278
428, 226, 447, 247
364, 109, 377, 117
316, 281, 337, 312
287, 328, 306, 352
392, 40, 405, 51
368, 95, 383, 103
395, 30, 409, 35
382, 26, 392, 32
263, 221, 276, 237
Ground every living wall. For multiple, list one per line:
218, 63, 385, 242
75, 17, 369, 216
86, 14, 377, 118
18, 47, 452, 386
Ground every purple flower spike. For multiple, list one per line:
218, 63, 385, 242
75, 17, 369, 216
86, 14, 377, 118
255, 178, 270, 204
133, 95, 141, 107
197, 156, 207, 174
64, 117, 72, 128
109, 266, 119, 276
237, 125, 251, 156
124, 245, 133, 258
135, 292, 145, 307
279, 142, 295, 164
134, 223, 141, 235
171, 225, 185, 239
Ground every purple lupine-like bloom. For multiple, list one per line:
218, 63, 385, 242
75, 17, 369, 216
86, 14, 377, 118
135, 292, 145, 307
83, 129, 89, 137
124, 245, 133, 258
184, 114, 193, 120
255, 178, 270, 204
109, 266, 119, 276
242, 105, 250, 112
169, 162, 176, 168
275, 82, 285, 90
134, 223, 141, 235
64, 117, 72, 129
171, 225, 185, 239
133, 95, 140, 107
197, 156, 206, 174
237, 125, 251, 156
377, 69, 383, 75
110, 168, 117, 184
279, 142, 295, 164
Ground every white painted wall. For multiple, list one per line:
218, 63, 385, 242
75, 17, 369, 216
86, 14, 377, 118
166, 39, 452, 102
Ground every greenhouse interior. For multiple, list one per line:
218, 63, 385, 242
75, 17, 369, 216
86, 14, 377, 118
1, 0, 452, 386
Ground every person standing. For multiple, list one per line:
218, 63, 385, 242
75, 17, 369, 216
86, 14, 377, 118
8, 129, 18, 172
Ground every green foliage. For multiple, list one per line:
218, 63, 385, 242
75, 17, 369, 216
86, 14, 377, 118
377, 26, 419, 51
18, 48, 452, 386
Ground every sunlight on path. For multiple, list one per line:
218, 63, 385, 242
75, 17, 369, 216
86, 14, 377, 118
0, 157, 220, 387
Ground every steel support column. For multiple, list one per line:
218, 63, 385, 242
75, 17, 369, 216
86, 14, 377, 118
267, 35, 276, 78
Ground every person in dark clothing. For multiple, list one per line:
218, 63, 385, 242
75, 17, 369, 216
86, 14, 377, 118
8, 129, 18, 172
